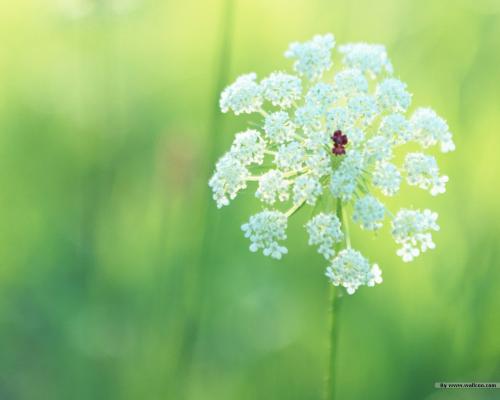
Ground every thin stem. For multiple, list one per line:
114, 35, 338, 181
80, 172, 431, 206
293, 133, 307, 142
283, 167, 309, 178
325, 285, 342, 400
325, 199, 345, 400
341, 204, 351, 249
385, 208, 395, 219
245, 167, 309, 183
285, 200, 306, 218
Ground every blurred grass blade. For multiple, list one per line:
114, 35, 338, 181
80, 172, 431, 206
172, 0, 235, 397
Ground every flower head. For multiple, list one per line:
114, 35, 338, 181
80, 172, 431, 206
404, 153, 448, 196
392, 209, 439, 262
220, 73, 263, 115
241, 210, 288, 259
230, 129, 266, 166
264, 111, 296, 143
261, 72, 302, 108
339, 43, 393, 77
410, 108, 455, 152
326, 249, 383, 294
372, 161, 401, 196
256, 170, 290, 205
285, 34, 335, 80
305, 213, 344, 260
378, 113, 411, 145
292, 174, 322, 205
333, 68, 369, 98
210, 33, 453, 294
375, 78, 412, 112
353, 195, 385, 231
209, 154, 248, 208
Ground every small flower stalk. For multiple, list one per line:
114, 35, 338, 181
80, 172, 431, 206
209, 33, 454, 295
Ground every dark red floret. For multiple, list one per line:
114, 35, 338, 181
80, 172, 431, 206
332, 146, 346, 155
332, 130, 348, 146
331, 130, 348, 156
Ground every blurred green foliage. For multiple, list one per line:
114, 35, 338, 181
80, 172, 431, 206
0, 0, 499, 399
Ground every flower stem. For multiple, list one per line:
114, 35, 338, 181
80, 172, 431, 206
325, 285, 343, 400
285, 200, 306, 218
246, 167, 309, 183
324, 199, 345, 400
341, 204, 351, 249
259, 109, 269, 117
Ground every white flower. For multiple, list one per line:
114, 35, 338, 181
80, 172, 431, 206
304, 129, 331, 149
364, 135, 393, 163
353, 195, 385, 230
210, 33, 453, 293
344, 127, 365, 146
305, 149, 332, 177
329, 150, 364, 201
339, 43, 393, 77
325, 249, 382, 294
369, 264, 383, 287
264, 111, 296, 143
347, 94, 379, 125
295, 104, 322, 132
326, 107, 352, 132
378, 113, 411, 145
305, 213, 344, 260
230, 129, 266, 166
242, 210, 288, 259
256, 170, 290, 205
275, 141, 305, 171
375, 78, 412, 112
285, 33, 335, 80
392, 209, 439, 262
209, 153, 248, 208
305, 82, 336, 112
404, 153, 448, 196
293, 174, 322, 205
372, 161, 401, 196
410, 108, 455, 152
261, 72, 302, 108
333, 68, 369, 98
220, 73, 263, 115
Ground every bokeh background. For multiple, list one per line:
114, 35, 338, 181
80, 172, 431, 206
1, 0, 500, 399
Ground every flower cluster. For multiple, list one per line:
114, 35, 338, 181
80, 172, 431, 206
209, 33, 454, 294
305, 213, 344, 260
392, 209, 440, 262
326, 249, 383, 295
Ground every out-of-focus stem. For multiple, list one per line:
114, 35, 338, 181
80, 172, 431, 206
173, 0, 235, 397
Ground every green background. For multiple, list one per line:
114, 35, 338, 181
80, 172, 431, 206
0, 0, 499, 399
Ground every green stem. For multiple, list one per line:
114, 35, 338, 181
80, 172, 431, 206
285, 200, 306, 218
325, 200, 346, 400
342, 204, 351, 249
325, 285, 342, 400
